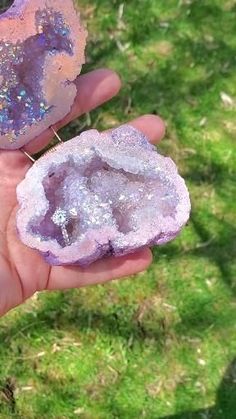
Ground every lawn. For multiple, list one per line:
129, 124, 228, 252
0, 0, 236, 418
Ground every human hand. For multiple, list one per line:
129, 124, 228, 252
0, 69, 165, 317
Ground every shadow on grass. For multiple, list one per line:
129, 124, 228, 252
154, 202, 236, 298
95, 359, 236, 419
160, 358, 236, 419
0, 0, 14, 14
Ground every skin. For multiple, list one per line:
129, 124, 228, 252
0, 68, 166, 317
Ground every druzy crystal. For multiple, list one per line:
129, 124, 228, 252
16, 126, 191, 266
0, 0, 87, 150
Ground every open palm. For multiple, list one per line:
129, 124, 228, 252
0, 69, 165, 317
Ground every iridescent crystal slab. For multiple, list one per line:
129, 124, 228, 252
16, 126, 191, 266
0, 0, 87, 149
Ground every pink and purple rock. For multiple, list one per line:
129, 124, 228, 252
16, 126, 191, 266
0, 0, 87, 150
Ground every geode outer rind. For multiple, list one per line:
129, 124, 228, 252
0, 0, 87, 150
16, 126, 191, 266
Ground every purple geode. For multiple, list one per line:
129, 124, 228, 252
0, 0, 87, 150
16, 126, 191, 266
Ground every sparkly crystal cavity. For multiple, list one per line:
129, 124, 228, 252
16, 126, 191, 266
0, 0, 87, 150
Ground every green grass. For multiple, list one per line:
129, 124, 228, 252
1, 0, 236, 417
